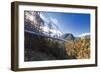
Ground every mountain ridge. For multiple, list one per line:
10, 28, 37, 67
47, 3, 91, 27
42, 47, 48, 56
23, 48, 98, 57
61, 33, 90, 41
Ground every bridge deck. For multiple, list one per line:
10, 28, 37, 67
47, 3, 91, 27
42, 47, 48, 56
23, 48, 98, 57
25, 30, 67, 42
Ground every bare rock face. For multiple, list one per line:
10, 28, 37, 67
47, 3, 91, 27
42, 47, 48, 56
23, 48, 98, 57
62, 33, 75, 41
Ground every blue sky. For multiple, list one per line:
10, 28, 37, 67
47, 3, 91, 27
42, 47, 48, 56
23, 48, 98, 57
40, 11, 90, 37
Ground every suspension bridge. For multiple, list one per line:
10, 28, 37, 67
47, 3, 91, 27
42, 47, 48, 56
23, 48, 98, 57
24, 11, 71, 43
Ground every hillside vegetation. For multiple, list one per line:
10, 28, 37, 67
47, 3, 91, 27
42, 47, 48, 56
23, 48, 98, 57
65, 38, 90, 59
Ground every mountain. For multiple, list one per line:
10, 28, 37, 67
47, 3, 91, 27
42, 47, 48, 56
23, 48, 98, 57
80, 34, 90, 39
61, 33, 75, 41
61, 33, 90, 41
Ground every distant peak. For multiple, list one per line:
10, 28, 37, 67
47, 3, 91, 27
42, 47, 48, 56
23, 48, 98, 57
61, 33, 75, 40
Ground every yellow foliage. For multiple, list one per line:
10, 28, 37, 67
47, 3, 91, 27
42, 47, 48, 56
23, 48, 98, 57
65, 38, 90, 59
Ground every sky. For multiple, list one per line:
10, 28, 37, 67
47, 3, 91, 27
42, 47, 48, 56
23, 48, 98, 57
40, 11, 90, 37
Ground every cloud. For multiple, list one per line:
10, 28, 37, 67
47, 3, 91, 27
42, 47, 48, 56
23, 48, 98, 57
40, 13, 59, 25
50, 29, 63, 35
50, 17, 59, 25
40, 13, 49, 23
78, 32, 90, 37
40, 13, 62, 36
40, 26, 63, 36
40, 26, 49, 33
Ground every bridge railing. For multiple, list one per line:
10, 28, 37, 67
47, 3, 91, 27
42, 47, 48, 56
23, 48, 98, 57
25, 29, 67, 42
